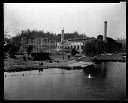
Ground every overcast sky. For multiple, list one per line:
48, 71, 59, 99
4, 3, 126, 39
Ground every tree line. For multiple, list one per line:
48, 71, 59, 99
9, 29, 87, 47
4, 29, 88, 58
4, 29, 125, 58
83, 37, 123, 57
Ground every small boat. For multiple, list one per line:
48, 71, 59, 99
88, 74, 92, 79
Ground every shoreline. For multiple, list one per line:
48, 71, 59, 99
4, 53, 126, 72
91, 54, 126, 63
4, 60, 125, 72
4, 60, 93, 72
92, 59, 126, 63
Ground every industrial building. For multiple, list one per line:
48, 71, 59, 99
20, 37, 57, 53
56, 28, 85, 53
20, 21, 108, 54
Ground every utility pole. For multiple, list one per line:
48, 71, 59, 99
63, 44, 64, 60
61, 28, 64, 60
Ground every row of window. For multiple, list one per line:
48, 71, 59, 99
33, 46, 56, 49
28, 39, 56, 45
57, 45, 83, 50
33, 48, 56, 53
28, 42, 56, 46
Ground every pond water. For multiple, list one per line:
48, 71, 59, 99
4, 62, 126, 100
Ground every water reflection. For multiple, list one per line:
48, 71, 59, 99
83, 62, 108, 79
4, 62, 126, 100
39, 68, 43, 72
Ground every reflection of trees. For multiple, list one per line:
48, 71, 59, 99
83, 62, 108, 78
99, 62, 108, 78
82, 62, 109, 92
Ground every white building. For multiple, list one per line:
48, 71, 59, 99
56, 28, 84, 53
57, 40, 84, 53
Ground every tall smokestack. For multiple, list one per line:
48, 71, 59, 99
61, 28, 64, 42
104, 21, 107, 42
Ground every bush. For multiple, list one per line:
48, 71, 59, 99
27, 45, 33, 57
31, 53, 51, 61
71, 48, 78, 56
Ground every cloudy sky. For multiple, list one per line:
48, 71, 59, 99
4, 3, 126, 39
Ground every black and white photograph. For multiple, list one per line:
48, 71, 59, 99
4, 2, 126, 100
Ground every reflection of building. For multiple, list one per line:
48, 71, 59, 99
20, 37, 57, 53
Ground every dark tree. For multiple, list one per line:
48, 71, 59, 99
83, 36, 123, 57
27, 45, 33, 57
23, 55, 27, 61
10, 34, 21, 47
95, 40, 106, 55
10, 29, 89, 45
8, 46, 20, 58
71, 48, 78, 56
105, 37, 122, 53
83, 39, 97, 57
83, 38, 107, 57
4, 44, 14, 52
4, 37, 10, 44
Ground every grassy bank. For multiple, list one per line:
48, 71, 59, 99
4, 60, 81, 72
4, 55, 79, 72
4, 53, 125, 72
92, 53, 126, 63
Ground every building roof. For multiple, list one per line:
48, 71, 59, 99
57, 39, 84, 45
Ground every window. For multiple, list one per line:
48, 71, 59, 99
74, 46, 76, 49
78, 45, 79, 49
